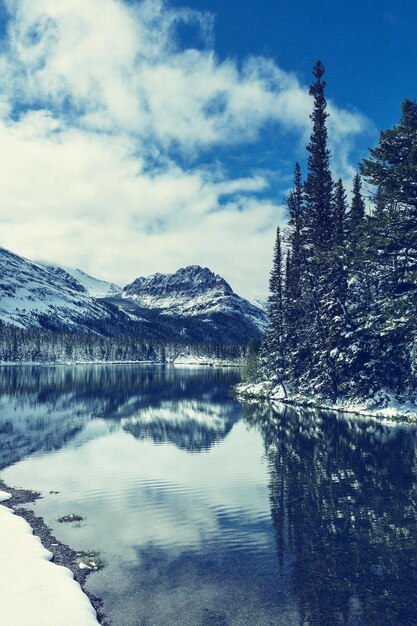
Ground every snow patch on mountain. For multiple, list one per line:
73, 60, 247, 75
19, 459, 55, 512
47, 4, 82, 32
42, 264, 121, 298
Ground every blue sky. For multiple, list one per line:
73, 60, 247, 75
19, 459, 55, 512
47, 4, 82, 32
169, 0, 417, 128
0, 0, 414, 300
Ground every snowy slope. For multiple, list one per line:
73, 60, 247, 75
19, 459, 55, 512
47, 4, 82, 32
0, 247, 125, 332
42, 263, 121, 298
118, 265, 267, 341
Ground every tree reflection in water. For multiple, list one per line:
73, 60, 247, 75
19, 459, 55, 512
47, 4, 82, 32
244, 402, 417, 626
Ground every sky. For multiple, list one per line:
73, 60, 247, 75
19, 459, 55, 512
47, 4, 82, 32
0, 0, 415, 301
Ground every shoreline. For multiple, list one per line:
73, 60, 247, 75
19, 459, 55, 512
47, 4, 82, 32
0, 479, 111, 626
0, 360, 243, 367
236, 382, 417, 423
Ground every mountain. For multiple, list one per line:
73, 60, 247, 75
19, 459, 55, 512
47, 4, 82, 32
0, 247, 266, 344
0, 246, 127, 333
41, 264, 121, 298
105, 265, 267, 343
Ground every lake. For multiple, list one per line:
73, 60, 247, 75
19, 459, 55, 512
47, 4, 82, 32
1, 364, 417, 625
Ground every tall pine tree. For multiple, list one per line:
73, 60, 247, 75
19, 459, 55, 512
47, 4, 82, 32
266, 227, 285, 381
351, 174, 365, 227
333, 178, 348, 248
304, 60, 334, 251
285, 165, 308, 382
302, 61, 338, 399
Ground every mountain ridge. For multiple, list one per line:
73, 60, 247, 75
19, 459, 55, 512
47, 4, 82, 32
0, 246, 267, 343
40, 263, 122, 298
0, 246, 126, 333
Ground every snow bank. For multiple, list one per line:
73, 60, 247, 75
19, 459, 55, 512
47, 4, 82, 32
0, 492, 99, 626
236, 382, 417, 422
0, 489, 11, 502
172, 355, 242, 366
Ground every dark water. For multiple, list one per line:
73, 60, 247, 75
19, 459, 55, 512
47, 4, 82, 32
1, 365, 417, 625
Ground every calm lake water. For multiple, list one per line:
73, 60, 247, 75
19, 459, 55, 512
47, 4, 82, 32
1, 365, 417, 626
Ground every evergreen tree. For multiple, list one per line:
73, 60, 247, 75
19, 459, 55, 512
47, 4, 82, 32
266, 227, 285, 378
304, 61, 334, 251
284, 165, 308, 383
284, 250, 292, 303
302, 61, 338, 399
333, 178, 348, 247
287, 162, 304, 284
289, 163, 304, 235
350, 173, 366, 229
329, 178, 349, 315
361, 99, 417, 208
361, 99, 417, 296
373, 186, 386, 219
242, 338, 262, 383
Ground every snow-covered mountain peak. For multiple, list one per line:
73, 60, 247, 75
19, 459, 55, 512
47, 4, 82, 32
120, 264, 267, 337
124, 265, 233, 301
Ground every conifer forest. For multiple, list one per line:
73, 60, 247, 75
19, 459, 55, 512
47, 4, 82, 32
264, 61, 417, 403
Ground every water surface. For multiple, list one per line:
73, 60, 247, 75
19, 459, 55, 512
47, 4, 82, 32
1, 365, 417, 625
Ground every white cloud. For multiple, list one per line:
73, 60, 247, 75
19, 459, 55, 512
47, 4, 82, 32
0, 0, 369, 300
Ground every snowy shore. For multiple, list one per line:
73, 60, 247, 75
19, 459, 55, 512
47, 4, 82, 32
0, 487, 104, 626
236, 381, 417, 422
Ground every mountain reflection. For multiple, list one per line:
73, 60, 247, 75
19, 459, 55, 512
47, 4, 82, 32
0, 365, 241, 468
244, 402, 417, 626
122, 399, 237, 452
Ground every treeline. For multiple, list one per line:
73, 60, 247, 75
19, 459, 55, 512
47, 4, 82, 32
0, 322, 245, 364
265, 61, 417, 401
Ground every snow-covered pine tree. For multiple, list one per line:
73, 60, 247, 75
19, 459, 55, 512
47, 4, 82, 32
359, 99, 417, 395
333, 178, 349, 248
338, 172, 378, 396
350, 174, 366, 231
373, 186, 386, 220
266, 226, 285, 380
324, 178, 352, 393
360, 99, 417, 295
301, 61, 339, 399
304, 61, 334, 251
361, 99, 417, 209
284, 165, 309, 384
286, 163, 304, 287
